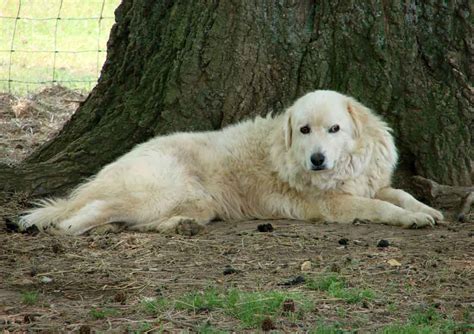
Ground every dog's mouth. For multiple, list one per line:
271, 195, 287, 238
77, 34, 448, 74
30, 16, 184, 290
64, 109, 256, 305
310, 166, 330, 172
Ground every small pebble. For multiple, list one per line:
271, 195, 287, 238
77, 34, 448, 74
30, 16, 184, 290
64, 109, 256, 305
377, 239, 390, 248
40, 276, 53, 284
300, 260, 312, 272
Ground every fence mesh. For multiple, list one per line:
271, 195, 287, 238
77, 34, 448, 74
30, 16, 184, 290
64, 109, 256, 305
0, 0, 120, 95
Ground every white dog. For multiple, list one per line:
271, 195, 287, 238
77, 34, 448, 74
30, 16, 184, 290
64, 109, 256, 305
19, 90, 443, 235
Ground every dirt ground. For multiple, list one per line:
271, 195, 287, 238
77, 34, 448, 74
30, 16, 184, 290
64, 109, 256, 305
0, 219, 473, 332
0, 87, 473, 333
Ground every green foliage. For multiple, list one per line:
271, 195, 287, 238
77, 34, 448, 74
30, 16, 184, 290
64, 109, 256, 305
197, 322, 228, 334
175, 287, 224, 312
141, 297, 168, 315
306, 273, 376, 304
130, 322, 153, 334
175, 287, 312, 328
21, 290, 39, 305
409, 307, 441, 325
387, 302, 398, 313
380, 307, 474, 334
89, 307, 118, 320
311, 321, 347, 334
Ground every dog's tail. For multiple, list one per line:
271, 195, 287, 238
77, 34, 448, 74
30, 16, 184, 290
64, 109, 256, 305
19, 197, 77, 232
18, 178, 102, 233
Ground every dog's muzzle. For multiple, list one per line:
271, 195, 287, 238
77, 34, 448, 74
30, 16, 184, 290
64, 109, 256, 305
310, 152, 326, 171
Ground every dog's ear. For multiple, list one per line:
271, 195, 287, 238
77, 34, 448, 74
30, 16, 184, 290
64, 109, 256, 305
347, 98, 369, 139
284, 108, 293, 149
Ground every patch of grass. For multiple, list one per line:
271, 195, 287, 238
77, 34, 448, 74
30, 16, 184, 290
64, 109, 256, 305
141, 297, 168, 315
227, 289, 312, 328
197, 322, 228, 334
311, 321, 347, 334
381, 324, 437, 334
381, 322, 473, 334
381, 307, 474, 334
89, 307, 118, 320
387, 302, 398, 313
175, 287, 312, 328
306, 273, 344, 291
175, 287, 225, 312
306, 273, 376, 304
409, 306, 441, 325
130, 322, 153, 334
21, 290, 39, 305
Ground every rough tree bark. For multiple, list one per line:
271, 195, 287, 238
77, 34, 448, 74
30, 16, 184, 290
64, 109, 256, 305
0, 0, 472, 203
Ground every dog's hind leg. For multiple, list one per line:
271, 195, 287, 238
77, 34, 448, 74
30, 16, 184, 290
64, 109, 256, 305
132, 216, 206, 236
88, 221, 127, 235
129, 196, 217, 235
130, 202, 216, 236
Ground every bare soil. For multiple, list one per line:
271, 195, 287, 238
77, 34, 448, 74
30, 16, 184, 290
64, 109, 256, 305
0, 219, 473, 332
0, 87, 472, 332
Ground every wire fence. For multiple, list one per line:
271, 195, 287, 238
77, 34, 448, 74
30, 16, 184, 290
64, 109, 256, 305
0, 0, 120, 95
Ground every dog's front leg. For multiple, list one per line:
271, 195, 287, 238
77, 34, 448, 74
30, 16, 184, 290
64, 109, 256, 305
305, 194, 436, 228
375, 187, 443, 221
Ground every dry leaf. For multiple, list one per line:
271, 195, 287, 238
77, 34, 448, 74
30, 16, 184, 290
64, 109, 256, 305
387, 259, 401, 267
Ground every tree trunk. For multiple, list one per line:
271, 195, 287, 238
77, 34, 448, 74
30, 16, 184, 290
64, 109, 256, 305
0, 0, 472, 203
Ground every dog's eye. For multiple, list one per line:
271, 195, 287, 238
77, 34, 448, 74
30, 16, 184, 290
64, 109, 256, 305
329, 124, 340, 133
300, 125, 311, 134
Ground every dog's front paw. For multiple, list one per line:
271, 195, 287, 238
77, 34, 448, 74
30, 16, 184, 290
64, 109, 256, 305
400, 212, 435, 229
409, 202, 444, 221
422, 207, 444, 221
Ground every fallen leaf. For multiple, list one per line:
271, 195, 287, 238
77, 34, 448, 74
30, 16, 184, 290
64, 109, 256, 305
387, 259, 401, 267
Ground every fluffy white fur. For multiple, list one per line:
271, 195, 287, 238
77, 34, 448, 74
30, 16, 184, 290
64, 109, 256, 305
19, 90, 443, 235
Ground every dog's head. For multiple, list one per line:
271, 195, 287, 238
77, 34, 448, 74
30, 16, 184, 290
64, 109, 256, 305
284, 90, 368, 173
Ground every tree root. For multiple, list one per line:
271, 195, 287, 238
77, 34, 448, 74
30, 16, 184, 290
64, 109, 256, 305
411, 176, 473, 222
458, 192, 474, 223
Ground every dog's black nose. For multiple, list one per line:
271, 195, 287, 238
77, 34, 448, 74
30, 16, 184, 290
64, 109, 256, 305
310, 153, 325, 167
